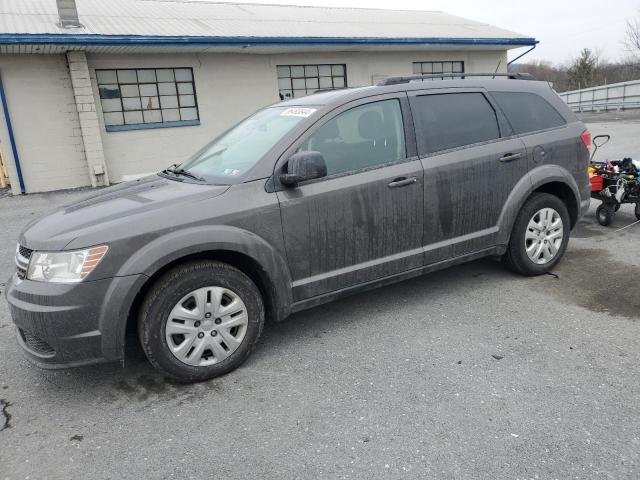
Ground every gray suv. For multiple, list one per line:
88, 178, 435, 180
6, 74, 591, 382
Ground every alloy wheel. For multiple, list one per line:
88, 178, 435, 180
524, 208, 564, 265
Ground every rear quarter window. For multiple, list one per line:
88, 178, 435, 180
492, 91, 566, 135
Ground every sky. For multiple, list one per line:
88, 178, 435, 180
203, 0, 640, 65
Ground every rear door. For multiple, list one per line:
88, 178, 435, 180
275, 95, 424, 301
408, 88, 528, 261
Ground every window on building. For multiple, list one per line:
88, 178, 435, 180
96, 68, 200, 131
412, 61, 464, 79
491, 92, 567, 134
412, 93, 500, 153
300, 99, 406, 176
277, 64, 346, 100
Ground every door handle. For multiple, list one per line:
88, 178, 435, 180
388, 176, 418, 188
499, 152, 523, 163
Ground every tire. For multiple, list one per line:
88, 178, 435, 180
138, 260, 264, 382
596, 204, 614, 226
635, 203, 640, 221
503, 193, 571, 276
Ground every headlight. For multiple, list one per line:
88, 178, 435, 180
27, 245, 108, 283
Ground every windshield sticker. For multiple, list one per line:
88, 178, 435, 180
280, 107, 317, 118
223, 168, 240, 176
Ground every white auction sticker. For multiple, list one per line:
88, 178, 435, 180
280, 107, 317, 118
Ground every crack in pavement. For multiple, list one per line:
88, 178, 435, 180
0, 399, 11, 431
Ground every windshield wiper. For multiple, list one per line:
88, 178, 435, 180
160, 164, 205, 182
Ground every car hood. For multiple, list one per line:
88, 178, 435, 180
20, 175, 229, 251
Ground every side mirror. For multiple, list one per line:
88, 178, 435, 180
279, 151, 327, 187
593, 134, 610, 148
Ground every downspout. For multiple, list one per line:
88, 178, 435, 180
0, 73, 25, 193
507, 44, 537, 66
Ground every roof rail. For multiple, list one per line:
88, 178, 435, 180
376, 72, 536, 86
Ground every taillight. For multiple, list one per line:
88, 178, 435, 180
581, 130, 591, 152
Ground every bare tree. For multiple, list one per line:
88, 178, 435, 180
624, 17, 640, 56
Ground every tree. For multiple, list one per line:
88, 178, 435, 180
567, 48, 598, 90
624, 17, 640, 57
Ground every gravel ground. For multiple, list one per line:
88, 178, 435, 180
0, 120, 639, 479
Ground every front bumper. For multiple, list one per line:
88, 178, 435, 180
5, 272, 145, 368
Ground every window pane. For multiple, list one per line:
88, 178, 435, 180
413, 93, 500, 153
293, 89, 306, 98
162, 108, 180, 122
117, 70, 137, 83
331, 65, 344, 76
179, 94, 195, 107
319, 77, 332, 88
137, 69, 156, 82
305, 65, 318, 77
103, 111, 124, 126
302, 99, 406, 176
277, 66, 290, 78
174, 68, 193, 81
421, 63, 433, 74
120, 84, 139, 97
143, 110, 162, 123
177, 83, 194, 95
96, 70, 117, 84
141, 96, 158, 109
156, 69, 174, 82
139, 84, 158, 97
492, 92, 566, 134
292, 78, 305, 89
432, 63, 443, 73
180, 107, 198, 121
160, 95, 178, 108
442, 62, 453, 73
318, 65, 331, 76
122, 97, 142, 110
412, 63, 422, 74
158, 82, 176, 95
291, 66, 304, 77
99, 85, 120, 99
278, 78, 291, 90
124, 111, 143, 124
333, 77, 345, 88
306, 77, 319, 89
452, 62, 464, 73
101, 98, 122, 112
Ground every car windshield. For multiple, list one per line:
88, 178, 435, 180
178, 106, 315, 183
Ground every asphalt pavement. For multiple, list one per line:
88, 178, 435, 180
1, 118, 639, 479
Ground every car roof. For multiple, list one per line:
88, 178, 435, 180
276, 77, 553, 109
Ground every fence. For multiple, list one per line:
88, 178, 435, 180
558, 79, 640, 112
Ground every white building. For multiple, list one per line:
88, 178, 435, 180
0, 0, 536, 194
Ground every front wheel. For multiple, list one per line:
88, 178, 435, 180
138, 260, 264, 382
503, 193, 570, 276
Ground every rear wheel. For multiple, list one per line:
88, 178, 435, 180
596, 204, 614, 226
503, 193, 570, 276
138, 260, 264, 382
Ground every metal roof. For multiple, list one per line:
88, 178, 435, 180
0, 0, 536, 51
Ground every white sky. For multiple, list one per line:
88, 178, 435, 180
205, 0, 640, 65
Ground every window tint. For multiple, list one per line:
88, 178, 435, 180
300, 99, 406, 176
412, 93, 500, 153
492, 91, 566, 134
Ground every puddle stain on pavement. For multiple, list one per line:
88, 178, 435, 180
532, 248, 639, 319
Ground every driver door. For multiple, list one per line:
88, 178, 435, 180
275, 95, 424, 302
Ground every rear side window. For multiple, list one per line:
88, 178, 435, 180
412, 93, 500, 154
492, 91, 566, 135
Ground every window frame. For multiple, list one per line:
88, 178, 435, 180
95, 67, 201, 132
276, 64, 348, 100
408, 88, 514, 157
272, 93, 417, 190
412, 61, 465, 79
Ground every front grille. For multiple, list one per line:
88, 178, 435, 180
15, 244, 32, 280
19, 328, 56, 357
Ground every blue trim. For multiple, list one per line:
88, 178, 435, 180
0, 73, 25, 193
106, 119, 200, 132
0, 33, 539, 47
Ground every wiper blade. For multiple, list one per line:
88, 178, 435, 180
172, 168, 205, 182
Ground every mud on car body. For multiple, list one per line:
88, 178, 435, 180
6, 74, 591, 382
